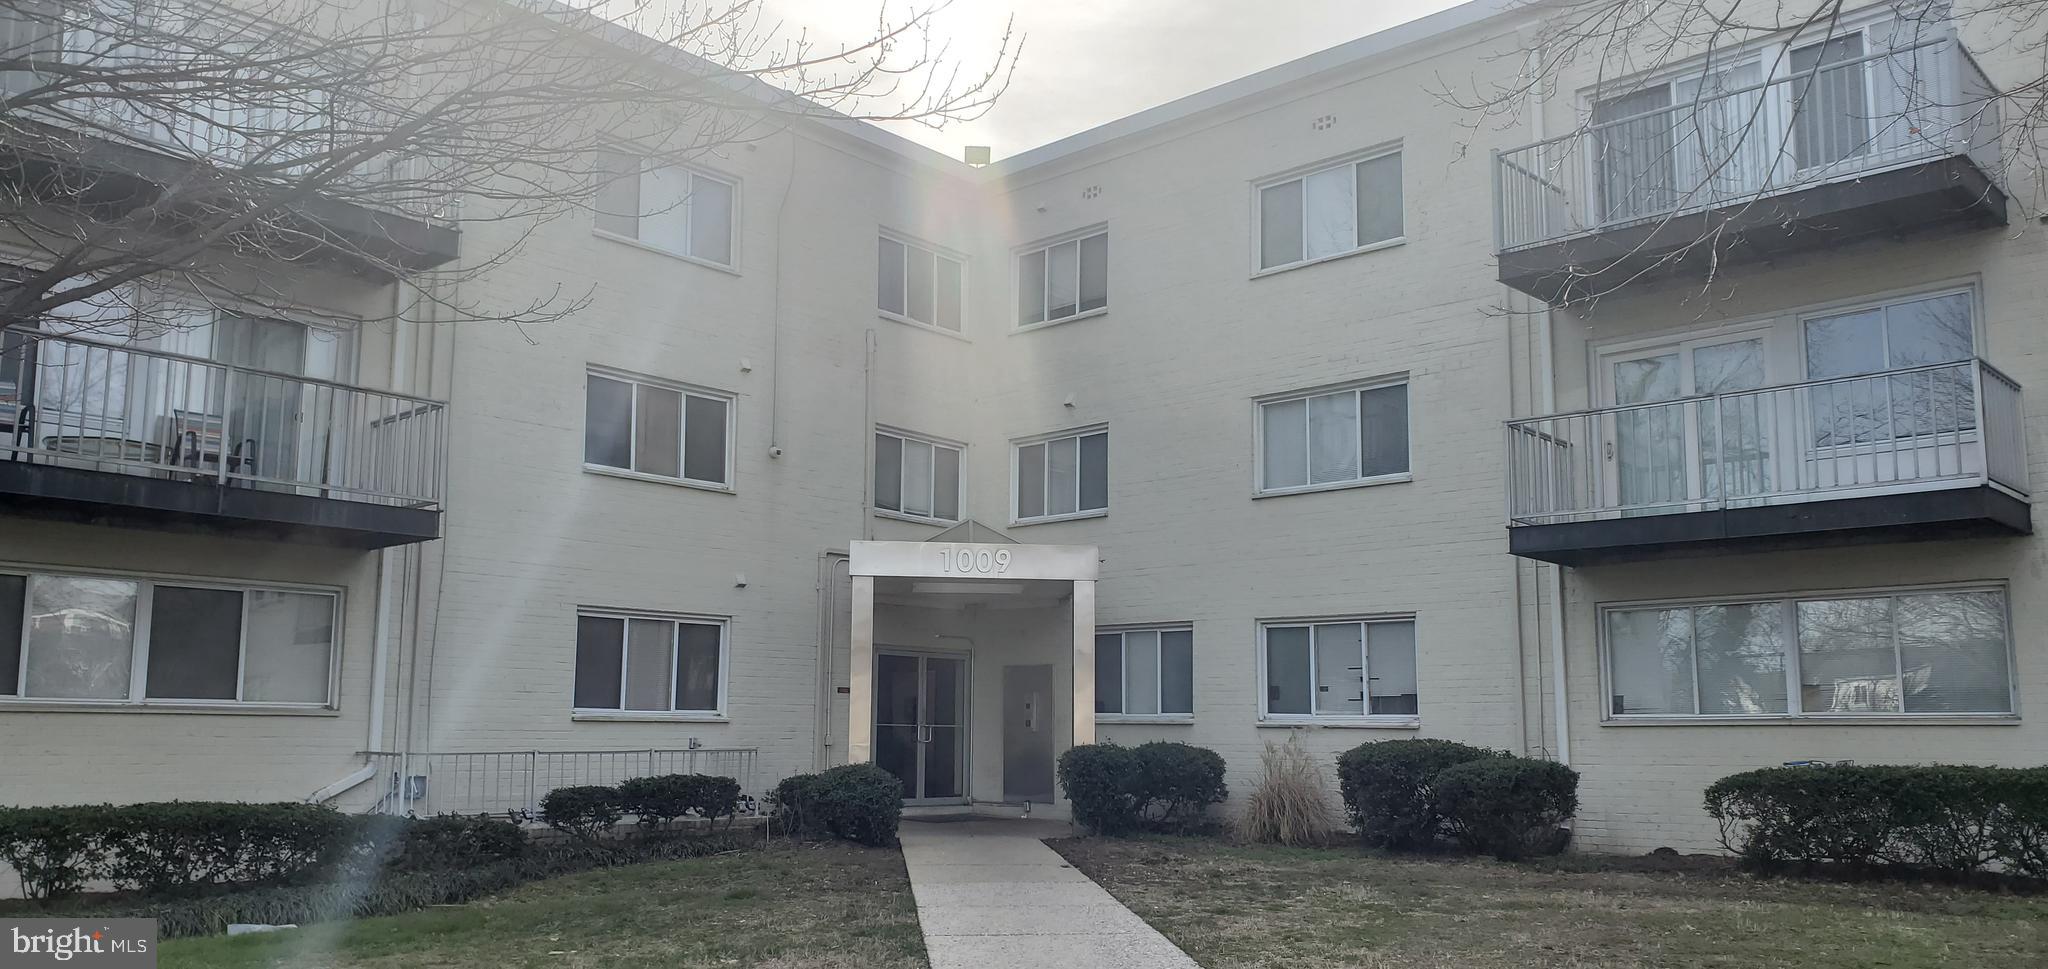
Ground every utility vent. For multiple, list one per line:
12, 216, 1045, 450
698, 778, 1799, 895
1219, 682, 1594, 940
1312, 114, 1337, 131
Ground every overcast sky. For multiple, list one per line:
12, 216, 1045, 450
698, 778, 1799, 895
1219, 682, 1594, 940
754, 0, 1470, 161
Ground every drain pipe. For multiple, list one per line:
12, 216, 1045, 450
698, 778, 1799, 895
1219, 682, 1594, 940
1522, 38, 1569, 767
862, 329, 877, 540
307, 287, 413, 804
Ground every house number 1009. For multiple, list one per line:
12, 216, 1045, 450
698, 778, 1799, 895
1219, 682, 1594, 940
939, 547, 1011, 574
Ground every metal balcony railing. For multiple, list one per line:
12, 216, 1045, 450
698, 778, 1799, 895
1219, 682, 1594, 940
1493, 32, 2002, 253
359, 748, 764, 819
1506, 360, 2027, 526
1, 327, 446, 508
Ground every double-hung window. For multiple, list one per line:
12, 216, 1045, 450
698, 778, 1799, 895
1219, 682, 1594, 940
1095, 627, 1194, 719
1258, 379, 1410, 493
584, 369, 733, 489
1604, 585, 2013, 719
878, 235, 964, 332
0, 570, 337, 707
875, 429, 962, 522
594, 152, 736, 268
573, 611, 727, 717
1258, 149, 1403, 271
1260, 618, 1418, 721
1017, 229, 1108, 327
1014, 427, 1107, 523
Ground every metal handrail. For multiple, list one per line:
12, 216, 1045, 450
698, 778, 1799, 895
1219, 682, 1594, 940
357, 748, 765, 818
1, 325, 445, 405
1505, 359, 2028, 527
1525, 37, 1951, 150
1504, 358, 1996, 426
4, 327, 447, 506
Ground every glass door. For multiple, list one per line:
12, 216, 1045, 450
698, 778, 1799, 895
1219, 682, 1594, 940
873, 652, 966, 804
1789, 33, 1870, 173
217, 315, 306, 485
1603, 333, 1772, 515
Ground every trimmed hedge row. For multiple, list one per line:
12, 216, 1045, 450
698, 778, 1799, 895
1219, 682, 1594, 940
94, 830, 758, 939
1337, 740, 1578, 860
0, 804, 521, 901
539, 773, 744, 840
770, 764, 902, 847
1057, 742, 1228, 835
1705, 765, 2048, 879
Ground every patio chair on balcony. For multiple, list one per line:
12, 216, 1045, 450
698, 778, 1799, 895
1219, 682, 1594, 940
1, 397, 29, 461
165, 410, 258, 483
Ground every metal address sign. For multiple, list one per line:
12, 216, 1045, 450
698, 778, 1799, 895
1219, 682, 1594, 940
937, 546, 1011, 574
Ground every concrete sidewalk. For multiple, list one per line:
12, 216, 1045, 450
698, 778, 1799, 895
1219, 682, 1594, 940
897, 818, 1202, 969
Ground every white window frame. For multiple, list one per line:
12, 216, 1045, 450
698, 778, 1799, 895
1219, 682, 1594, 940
582, 366, 737, 493
1010, 424, 1109, 525
873, 427, 966, 525
877, 231, 968, 337
591, 153, 741, 273
0, 564, 342, 713
1573, 4, 1908, 226
571, 608, 731, 722
1254, 375, 1412, 497
1095, 624, 1195, 723
1252, 145, 1406, 276
1014, 226, 1109, 331
1599, 582, 2019, 724
1256, 615, 1420, 727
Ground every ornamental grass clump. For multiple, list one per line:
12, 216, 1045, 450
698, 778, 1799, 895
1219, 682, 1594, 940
1234, 736, 1339, 847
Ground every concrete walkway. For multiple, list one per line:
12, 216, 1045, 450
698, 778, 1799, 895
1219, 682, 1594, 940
897, 818, 1202, 969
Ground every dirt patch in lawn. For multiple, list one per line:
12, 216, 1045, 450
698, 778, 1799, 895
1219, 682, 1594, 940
1049, 837, 2047, 969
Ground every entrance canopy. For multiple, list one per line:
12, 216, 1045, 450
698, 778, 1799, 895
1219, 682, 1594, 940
847, 536, 1099, 809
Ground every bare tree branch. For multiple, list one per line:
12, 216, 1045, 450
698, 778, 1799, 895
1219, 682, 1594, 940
0, 0, 1020, 334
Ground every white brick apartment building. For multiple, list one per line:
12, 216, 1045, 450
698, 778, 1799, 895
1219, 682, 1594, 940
2, 0, 2042, 858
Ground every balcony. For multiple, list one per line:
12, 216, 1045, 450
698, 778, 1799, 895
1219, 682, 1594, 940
0, 4, 459, 276
1493, 32, 2005, 302
1, 328, 445, 547
1506, 360, 2030, 565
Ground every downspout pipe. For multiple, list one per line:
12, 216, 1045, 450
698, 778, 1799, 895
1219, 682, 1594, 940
307, 291, 410, 804
1521, 36, 1569, 767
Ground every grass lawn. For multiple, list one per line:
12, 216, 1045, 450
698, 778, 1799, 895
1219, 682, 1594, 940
158, 842, 926, 969
1051, 837, 2048, 969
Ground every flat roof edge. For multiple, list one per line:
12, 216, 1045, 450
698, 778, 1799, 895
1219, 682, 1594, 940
984, 0, 1521, 178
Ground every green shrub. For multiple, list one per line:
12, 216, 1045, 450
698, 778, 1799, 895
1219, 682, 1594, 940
1337, 739, 1502, 850
1433, 758, 1579, 860
1705, 764, 2048, 879
540, 786, 623, 840
387, 814, 526, 871
2000, 770, 2048, 881
1058, 742, 1229, 836
98, 802, 351, 893
0, 805, 111, 900
1136, 742, 1229, 831
772, 766, 901, 846
1058, 744, 1144, 834
127, 830, 761, 938
769, 773, 821, 836
808, 765, 902, 847
620, 774, 741, 826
